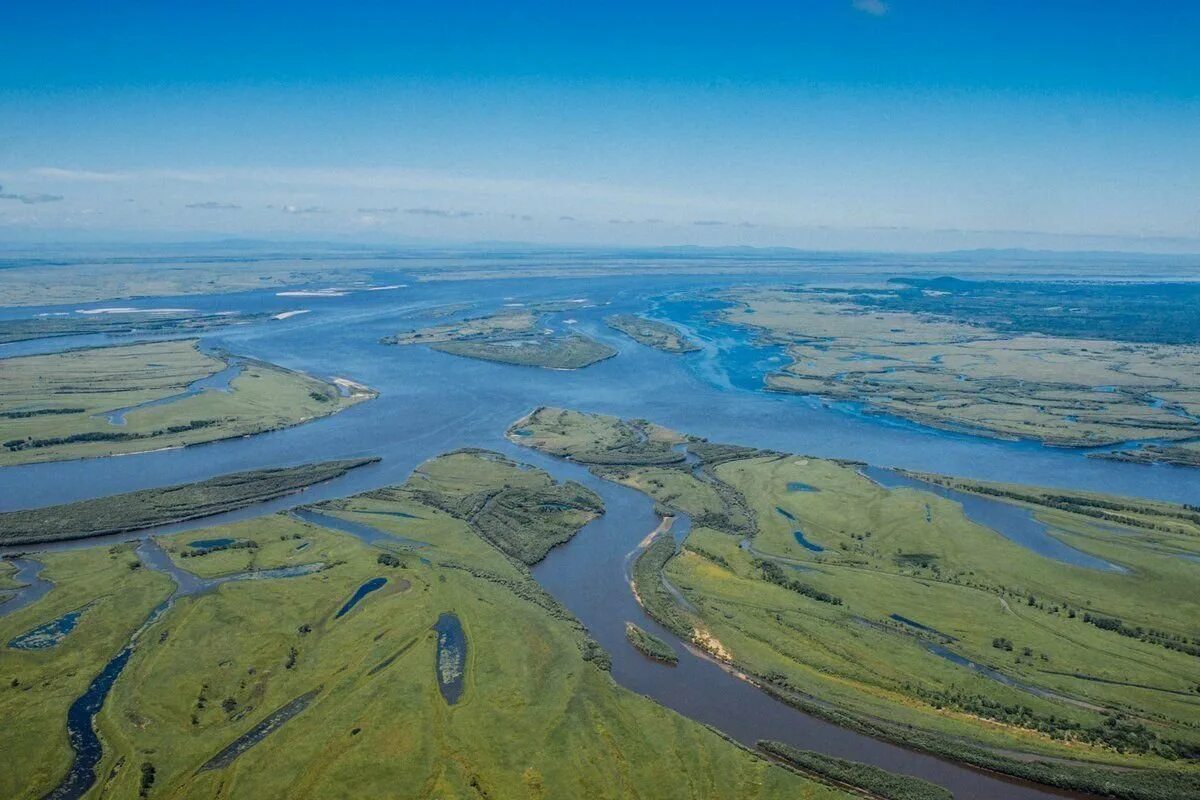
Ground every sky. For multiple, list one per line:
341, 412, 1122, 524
1, 1, 1198, 252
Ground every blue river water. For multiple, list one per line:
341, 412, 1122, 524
3, 270, 1196, 800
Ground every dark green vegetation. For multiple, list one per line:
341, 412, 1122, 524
624, 621, 678, 664
0, 459, 377, 545
854, 277, 1200, 345
605, 313, 700, 353
759, 741, 952, 800
512, 408, 1200, 800
325, 449, 603, 565
382, 309, 616, 369
0, 450, 841, 799
0, 310, 275, 345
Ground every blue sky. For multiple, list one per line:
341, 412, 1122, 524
1, 1, 1197, 251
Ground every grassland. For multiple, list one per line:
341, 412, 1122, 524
0, 459, 377, 545
0, 339, 376, 466
154, 514, 350, 579
712, 287, 1200, 464
606, 313, 700, 353
0, 309, 274, 344
383, 308, 617, 369
511, 407, 1200, 799
0, 544, 175, 798
0, 450, 844, 799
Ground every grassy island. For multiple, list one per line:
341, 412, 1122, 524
382, 309, 616, 369
0, 339, 376, 466
707, 285, 1200, 465
625, 621, 679, 664
605, 314, 700, 353
0, 309, 275, 345
0, 459, 378, 545
511, 407, 1200, 800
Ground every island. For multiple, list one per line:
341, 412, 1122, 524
0, 339, 376, 466
382, 309, 616, 370
706, 283, 1200, 466
509, 406, 1200, 800
606, 313, 700, 353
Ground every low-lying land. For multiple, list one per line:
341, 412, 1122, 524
382, 308, 616, 369
511, 407, 1200, 800
0, 450, 842, 800
709, 286, 1200, 464
605, 313, 700, 353
853, 277, 1200, 346
0, 339, 376, 466
625, 621, 679, 664
0, 309, 275, 345
0, 459, 378, 545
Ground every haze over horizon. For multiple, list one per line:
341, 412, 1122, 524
2, 1, 1197, 253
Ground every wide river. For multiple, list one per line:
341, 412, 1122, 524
3, 271, 1197, 799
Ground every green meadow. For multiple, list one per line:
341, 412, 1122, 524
0, 450, 842, 800
512, 407, 1200, 799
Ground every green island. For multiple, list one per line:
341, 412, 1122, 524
0, 339, 376, 466
0, 450, 843, 800
0, 309, 276, 345
510, 407, 1200, 800
382, 308, 616, 369
606, 313, 701, 353
0, 458, 378, 545
708, 286, 1200, 466
624, 621, 679, 663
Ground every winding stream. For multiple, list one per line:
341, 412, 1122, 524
4, 272, 1196, 799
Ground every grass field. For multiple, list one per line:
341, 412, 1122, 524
0, 339, 376, 466
711, 287, 1200, 462
511, 407, 1200, 799
0, 544, 175, 798
0, 450, 845, 799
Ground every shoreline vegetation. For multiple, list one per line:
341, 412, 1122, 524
703, 284, 1200, 467
0, 339, 377, 466
605, 313, 700, 354
758, 741, 953, 800
1, 448, 844, 799
509, 406, 1200, 800
381, 308, 616, 369
0, 459, 378, 546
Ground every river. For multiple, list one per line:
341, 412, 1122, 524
3, 270, 1196, 799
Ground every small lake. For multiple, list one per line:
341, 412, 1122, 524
8, 606, 88, 650
433, 612, 467, 705
335, 577, 386, 618
188, 538, 237, 549
860, 467, 1125, 573
793, 531, 824, 552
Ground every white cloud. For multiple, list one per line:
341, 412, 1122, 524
852, 0, 888, 16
